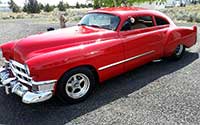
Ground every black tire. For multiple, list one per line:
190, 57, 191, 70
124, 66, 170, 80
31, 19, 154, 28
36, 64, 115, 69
56, 67, 96, 104
169, 44, 185, 60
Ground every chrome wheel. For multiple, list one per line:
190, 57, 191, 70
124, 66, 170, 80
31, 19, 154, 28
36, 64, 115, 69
175, 44, 184, 56
65, 73, 90, 99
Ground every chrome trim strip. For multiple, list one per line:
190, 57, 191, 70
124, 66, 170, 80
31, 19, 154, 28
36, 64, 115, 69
5, 60, 9, 64
10, 64, 32, 79
8, 60, 32, 85
22, 91, 53, 104
32, 80, 57, 85
9, 66, 32, 86
10, 60, 26, 70
98, 50, 155, 71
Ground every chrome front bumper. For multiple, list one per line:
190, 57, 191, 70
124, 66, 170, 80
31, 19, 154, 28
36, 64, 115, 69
0, 67, 56, 104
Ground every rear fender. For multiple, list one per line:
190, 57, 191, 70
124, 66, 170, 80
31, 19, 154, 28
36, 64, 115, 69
182, 25, 197, 48
164, 25, 197, 57
163, 28, 181, 57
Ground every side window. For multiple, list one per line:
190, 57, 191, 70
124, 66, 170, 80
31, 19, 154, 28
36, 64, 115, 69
155, 16, 169, 26
121, 16, 154, 31
121, 20, 132, 31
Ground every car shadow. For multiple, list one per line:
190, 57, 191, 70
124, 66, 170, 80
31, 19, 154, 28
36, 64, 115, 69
0, 51, 199, 125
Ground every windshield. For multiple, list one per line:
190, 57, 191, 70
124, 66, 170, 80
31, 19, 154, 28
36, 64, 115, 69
79, 13, 120, 31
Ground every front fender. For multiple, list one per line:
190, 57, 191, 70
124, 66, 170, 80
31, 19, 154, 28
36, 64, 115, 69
25, 44, 99, 82
0, 41, 17, 60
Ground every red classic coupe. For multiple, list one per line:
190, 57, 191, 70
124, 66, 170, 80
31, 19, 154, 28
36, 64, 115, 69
0, 7, 197, 104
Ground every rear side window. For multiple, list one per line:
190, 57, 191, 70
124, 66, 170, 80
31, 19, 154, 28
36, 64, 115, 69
155, 16, 169, 26
121, 16, 154, 31
137, 16, 154, 27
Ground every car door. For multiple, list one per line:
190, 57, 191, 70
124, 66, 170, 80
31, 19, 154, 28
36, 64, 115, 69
119, 15, 165, 72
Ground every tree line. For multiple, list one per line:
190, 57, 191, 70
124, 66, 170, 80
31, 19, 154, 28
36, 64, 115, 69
91, 0, 167, 8
8, 0, 93, 13
8, 0, 167, 13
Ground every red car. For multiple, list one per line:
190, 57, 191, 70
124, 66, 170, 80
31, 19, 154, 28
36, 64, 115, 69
0, 7, 197, 104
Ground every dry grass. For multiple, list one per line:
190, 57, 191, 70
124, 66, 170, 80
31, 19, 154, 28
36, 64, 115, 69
161, 5, 200, 23
0, 8, 91, 23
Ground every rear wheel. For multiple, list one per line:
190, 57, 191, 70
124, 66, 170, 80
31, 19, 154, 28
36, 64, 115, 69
169, 44, 185, 60
56, 67, 96, 104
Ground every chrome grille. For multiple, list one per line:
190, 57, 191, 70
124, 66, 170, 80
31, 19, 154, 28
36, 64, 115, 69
9, 60, 32, 86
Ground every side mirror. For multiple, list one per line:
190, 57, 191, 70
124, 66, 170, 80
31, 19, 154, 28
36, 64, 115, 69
47, 27, 55, 31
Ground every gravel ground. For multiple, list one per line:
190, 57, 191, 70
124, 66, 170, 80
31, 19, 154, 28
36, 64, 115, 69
0, 19, 200, 125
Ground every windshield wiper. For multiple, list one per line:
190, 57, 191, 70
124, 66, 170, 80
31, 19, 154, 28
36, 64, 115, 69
88, 25, 101, 28
78, 23, 87, 26
78, 24, 102, 29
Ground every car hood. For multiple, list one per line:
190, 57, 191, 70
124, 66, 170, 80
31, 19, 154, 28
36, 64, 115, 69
8, 26, 112, 63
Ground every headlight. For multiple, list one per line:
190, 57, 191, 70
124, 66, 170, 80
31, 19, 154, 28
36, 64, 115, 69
24, 64, 30, 76
0, 48, 3, 59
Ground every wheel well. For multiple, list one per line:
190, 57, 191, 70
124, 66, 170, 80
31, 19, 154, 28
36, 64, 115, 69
83, 65, 99, 83
59, 65, 99, 84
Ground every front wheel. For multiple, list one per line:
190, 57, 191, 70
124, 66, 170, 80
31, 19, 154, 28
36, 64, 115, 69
56, 67, 96, 104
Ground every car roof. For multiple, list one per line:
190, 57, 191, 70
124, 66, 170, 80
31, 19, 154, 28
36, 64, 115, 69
90, 7, 148, 16
90, 7, 169, 18
95, 6, 147, 12
89, 7, 174, 25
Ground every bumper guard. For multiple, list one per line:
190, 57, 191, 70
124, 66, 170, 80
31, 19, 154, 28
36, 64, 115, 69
0, 67, 56, 104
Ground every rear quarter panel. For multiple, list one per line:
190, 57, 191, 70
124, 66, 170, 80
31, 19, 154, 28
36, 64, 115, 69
164, 25, 197, 57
